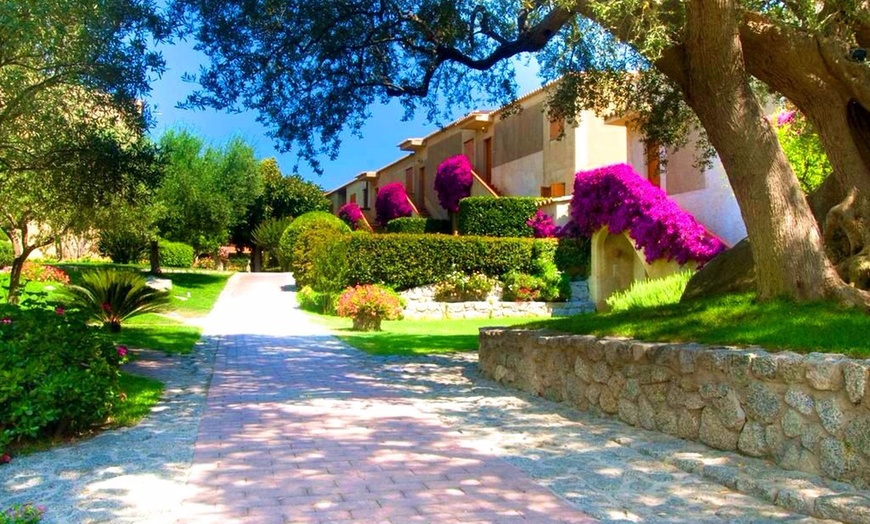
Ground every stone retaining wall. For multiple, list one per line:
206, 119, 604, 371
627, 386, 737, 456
401, 281, 594, 320
479, 328, 870, 488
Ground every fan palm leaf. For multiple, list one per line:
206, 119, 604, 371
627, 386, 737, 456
63, 269, 171, 331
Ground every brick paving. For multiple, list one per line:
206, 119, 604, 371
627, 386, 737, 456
178, 273, 592, 523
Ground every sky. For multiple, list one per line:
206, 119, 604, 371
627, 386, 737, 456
146, 40, 542, 192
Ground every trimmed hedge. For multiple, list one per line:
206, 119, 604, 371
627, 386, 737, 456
345, 232, 558, 290
458, 196, 541, 237
0, 241, 13, 267
385, 217, 451, 235
278, 211, 350, 270
555, 237, 591, 278
158, 239, 195, 268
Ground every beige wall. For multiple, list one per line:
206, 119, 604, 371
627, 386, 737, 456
493, 102, 544, 167
577, 112, 628, 173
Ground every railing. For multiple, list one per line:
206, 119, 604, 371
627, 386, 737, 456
470, 169, 499, 198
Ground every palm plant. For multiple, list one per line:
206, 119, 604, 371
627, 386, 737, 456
252, 216, 293, 269
63, 269, 171, 332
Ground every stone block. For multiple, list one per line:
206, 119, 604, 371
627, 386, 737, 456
805, 355, 845, 391
618, 399, 639, 426
780, 440, 818, 473
621, 378, 640, 401
743, 382, 782, 424
776, 352, 806, 384
606, 373, 627, 396
816, 397, 845, 435
844, 416, 870, 457
728, 351, 754, 384
819, 438, 859, 480
637, 365, 673, 385
592, 361, 611, 383
641, 383, 669, 405
638, 397, 656, 430
800, 424, 826, 452
655, 407, 679, 436
784, 387, 815, 416
599, 389, 618, 414
704, 386, 746, 431
574, 358, 593, 383
666, 386, 704, 410
700, 407, 740, 450
765, 424, 786, 457
587, 340, 606, 361
844, 361, 868, 405
585, 383, 602, 406
737, 421, 767, 457
677, 409, 701, 440
781, 409, 803, 438
750, 352, 778, 380
678, 347, 696, 374
814, 493, 870, 524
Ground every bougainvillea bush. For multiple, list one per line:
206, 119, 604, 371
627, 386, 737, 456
434, 155, 473, 213
374, 182, 414, 226
335, 284, 403, 331
570, 164, 725, 265
526, 210, 560, 238
337, 202, 368, 231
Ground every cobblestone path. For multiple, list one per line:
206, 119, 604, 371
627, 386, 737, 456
1, 273, 855, 523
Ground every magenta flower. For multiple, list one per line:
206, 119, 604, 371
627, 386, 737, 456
116, 345, 128, 357
569, 163, 725, 265
776, 110, 796, 126
55, 306, 65, 315
434, 155, 474, 213
375, 182, 414, 226
526, 210, 561, 238
101, 303, 112, 313
0, 453, 10, 464
337, 202, 365, 230
1, 317, 11, 324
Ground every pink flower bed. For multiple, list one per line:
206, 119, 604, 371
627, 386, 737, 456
570, 163, 725, 265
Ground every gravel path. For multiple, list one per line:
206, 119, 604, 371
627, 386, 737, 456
1, 273, 860, 523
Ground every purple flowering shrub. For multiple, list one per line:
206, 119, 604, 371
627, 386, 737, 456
569, 164, 725, 265
337, 202, 365, 230
375, 182, 413, 226
434, 155, 473, 213
526, 210, 560, 238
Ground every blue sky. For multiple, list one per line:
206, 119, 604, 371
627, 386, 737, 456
146, 40, 542, 192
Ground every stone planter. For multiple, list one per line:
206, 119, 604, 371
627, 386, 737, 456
479, 328, 870, 489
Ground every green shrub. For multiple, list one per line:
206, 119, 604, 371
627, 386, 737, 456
0, 241, 13, 268
458, 196, 541, 237
434, 271, 499, 302
296, 285, 340, 315
555, 237, 591, 278
386, 217, 451, 234
502, 245, 570, 302
62, 269, 171, 331
97, 229, 148, 264
278, 211, 350, 271
0, 503, 45, 523
0, 304, 122, 451
346, 232, 558, 290
290, 228, 349, 289
606, 270, 694, 312
252, 216, 293, 268
158, 239, 195, 268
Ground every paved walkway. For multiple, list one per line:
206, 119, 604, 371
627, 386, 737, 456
2, 273, 861, 523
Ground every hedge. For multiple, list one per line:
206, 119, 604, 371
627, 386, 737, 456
0, 240, 13, 267
278, 211, 350, 270
345, 232, 559, 290
385, 217, 451, 235
458, 196, 541, 237
158, 239, 195, 268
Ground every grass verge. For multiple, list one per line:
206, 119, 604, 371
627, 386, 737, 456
114, 313, 203, 355
112, 372, 164, 427
309, 313, 541, 356
525, 293, 870, 358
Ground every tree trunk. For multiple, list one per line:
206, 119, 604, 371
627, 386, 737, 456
149, 239, 161, 275
252, 246, 262, 272
676, 0, 868, 307
7, 249, 34, 305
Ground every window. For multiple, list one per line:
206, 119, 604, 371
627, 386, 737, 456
550, 182, 566, 198
549, 117, 565, 140
405, 167, 414, 195
540, 186, 552, 198
463, 139, 475, 162
646, 141, 661, 188
349, 193, 357, 203
362, 183, 370, 209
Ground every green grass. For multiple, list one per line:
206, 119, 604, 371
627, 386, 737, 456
309, 313, 541, 356
114, 313, 203, 355
525, 293, 870, 358
112, 372, 164, 427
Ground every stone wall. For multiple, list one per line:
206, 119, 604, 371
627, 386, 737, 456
400, 281, 595, 320
479, 329, 870, 488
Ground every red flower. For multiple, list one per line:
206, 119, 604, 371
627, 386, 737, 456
101, 303, 112, 312
55, 306, 65, 315
0, 453, 11, 464
1, 317, 11, 324
116, 345, 128, 357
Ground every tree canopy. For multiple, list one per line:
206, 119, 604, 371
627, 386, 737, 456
174, 0, 870, 308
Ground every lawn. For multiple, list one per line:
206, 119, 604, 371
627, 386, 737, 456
113, 372, 165, 427
524, 293, 870, 358
309, 313, 541, 356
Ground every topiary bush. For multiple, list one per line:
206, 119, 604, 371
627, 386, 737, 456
0, 304, 123, 451
385, 217, 451, 234
554, 237, 591, 278
345, 232, 558, 290
458, 196, 541, 237
434, 155, 473, 213
374, 182, 413, 226
290, 227, 349, 289
337, 202, 370, 231
97, 229, 148, 264
158, 239, 195, 268
570, 163, 725, 265
278, 211, 351, 271
336, 284, 404, 331
62, 269, 171, 332
0, 241, 14, 268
